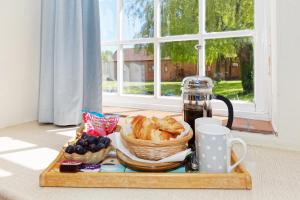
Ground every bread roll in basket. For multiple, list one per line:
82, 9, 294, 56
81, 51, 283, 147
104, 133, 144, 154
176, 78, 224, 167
120, 116, 193, 161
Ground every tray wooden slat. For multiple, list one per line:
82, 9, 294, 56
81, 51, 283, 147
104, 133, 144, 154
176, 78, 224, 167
39, 151, 252, 189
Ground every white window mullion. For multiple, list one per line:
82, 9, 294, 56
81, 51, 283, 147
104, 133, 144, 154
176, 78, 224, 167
200, 40, 206, 76
199, 0, 205, 34
203, 29, 254, 40
102, 30, 255, 46
158, 34, 200, 43
117, 45, 124, 95
155, 0, 161, 38
117, 0, 123, 95
113, 30, 255, 45
154, 43, 161, 97
199, 0, 205, 76
119, 38, 155, 45
154, 0, 161, 98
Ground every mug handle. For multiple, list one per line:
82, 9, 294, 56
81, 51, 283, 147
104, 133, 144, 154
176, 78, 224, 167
227, 138, 247, 173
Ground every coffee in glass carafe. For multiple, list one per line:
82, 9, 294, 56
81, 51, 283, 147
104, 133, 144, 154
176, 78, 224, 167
181, 76, 234, 149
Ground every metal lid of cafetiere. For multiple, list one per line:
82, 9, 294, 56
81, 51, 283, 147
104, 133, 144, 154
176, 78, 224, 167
181, 76, 214, 94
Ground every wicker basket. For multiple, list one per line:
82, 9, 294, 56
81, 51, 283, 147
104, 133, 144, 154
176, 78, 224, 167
63, 146, 112, 164
120, 129, 193, 161
76, 126, 84, 139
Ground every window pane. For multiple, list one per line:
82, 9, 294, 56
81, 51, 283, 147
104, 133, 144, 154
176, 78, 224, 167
160, 40, 198, 96
123, 44, 154, 95
99, 0, 117, 41
205, 37, 254, 101
102, 46, 118, 93
161, 0, 199, 36
123, 0, 154, 39
206, 0, 254, 32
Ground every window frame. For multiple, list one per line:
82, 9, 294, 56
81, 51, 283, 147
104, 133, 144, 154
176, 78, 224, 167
101, 0, 271, 120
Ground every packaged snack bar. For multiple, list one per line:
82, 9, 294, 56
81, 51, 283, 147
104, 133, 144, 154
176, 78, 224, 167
82, 111, 96, 135
81, 111, 119, 136
90, 114, 107, 136
104, 115, 119, 134
92, 114, 119, 135
80, 163, 101, 172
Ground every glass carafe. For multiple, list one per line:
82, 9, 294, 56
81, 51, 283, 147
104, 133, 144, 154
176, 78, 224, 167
182, 76, 234, 149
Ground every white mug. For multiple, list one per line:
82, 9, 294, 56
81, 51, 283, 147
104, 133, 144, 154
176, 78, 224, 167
196, 124, 247, 173
195, 117, 232, 138
195, 117, 222, 130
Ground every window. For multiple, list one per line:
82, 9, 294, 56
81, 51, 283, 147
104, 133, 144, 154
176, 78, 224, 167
100, 0, 270, 119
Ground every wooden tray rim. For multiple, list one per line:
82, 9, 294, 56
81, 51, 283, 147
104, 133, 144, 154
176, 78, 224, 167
39, 150, 252, 189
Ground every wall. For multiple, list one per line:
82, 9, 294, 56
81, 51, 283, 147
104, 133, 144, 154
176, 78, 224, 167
0, 0, 41, 128
270, 0, 300, 150
271, 0, 278, 133
232, 0, 300, 151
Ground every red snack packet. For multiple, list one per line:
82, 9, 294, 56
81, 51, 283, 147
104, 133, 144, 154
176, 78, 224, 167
90, 115, 107, 136
104, 115, 119, 134
82, 112, 96, 135
82, 112, 119, 136
91, 115, 119, 136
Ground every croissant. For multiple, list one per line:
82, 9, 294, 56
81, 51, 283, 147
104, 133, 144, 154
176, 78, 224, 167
131, 115, 146, 139
131, 115, 157, 140
130, 115, 184, 142
139, 118, 157, 140
152, 116, 184, 134
150, 129, 177, 142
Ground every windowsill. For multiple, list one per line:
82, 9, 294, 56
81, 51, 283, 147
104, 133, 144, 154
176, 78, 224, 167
223, 117, 274, 135
103, 106, 274, 135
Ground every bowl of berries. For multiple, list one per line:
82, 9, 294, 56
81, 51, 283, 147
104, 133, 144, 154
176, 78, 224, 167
63, 133, 112, 164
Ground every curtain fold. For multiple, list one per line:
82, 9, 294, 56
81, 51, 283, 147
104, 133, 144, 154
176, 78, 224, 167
38, 0, 101, 126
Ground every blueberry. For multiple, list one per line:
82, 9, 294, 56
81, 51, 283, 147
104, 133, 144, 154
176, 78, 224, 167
88, 144, 97, 153
75, 145, 86, 155
98, 137, 106, 144
97, 136, 104, 143
82, 147, 88, 154
98, 137, 104, 142
95, 143, 105, 151
100, 137, 111, 148
82, 139, 89, 147
76, 138, 88, 147
76, 139, 86, 146
104, 140, 111, 148
87, 136, 99, 145
81, 132, 88, 139
65, 145, 75, 154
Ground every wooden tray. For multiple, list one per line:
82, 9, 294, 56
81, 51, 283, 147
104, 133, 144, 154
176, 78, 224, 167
39, 150, 252, 189
116, 150, 182, 172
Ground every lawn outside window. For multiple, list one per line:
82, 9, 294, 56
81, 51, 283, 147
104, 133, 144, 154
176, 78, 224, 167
100, 0, 271, 120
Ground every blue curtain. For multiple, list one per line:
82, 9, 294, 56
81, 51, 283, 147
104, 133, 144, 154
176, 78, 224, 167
38, 0, 102, 125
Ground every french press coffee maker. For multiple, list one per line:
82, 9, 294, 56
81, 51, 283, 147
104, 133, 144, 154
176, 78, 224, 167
182, 45, 234, 149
